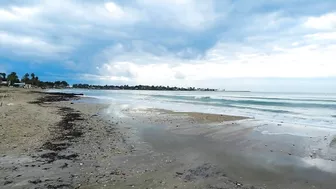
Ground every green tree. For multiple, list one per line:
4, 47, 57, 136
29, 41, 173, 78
30, 73, 35, 80
55, 81, 61, 86
35, 76, 40, 86
7, 72, 20, 85
61, 81, 69, 87
30, 73, 35, 84
0, 73, 6, 81
21, 73, 30, 83
30, 73, 42, 85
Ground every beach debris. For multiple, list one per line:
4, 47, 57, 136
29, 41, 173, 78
30, 92, 82, 104
29, 179, 42, 184
176, 171, 184, 176
40, 152, 58, 163
310, 151, 317, 159
4, 180, 13, 185
60, 163, 68, 169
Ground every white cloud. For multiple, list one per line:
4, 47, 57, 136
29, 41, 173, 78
0, 1, 141, 60
0, 0, 221, 61
305, 32, 336, 40
96, 30, 336, 86
79, 73, 131, 83
104, 2, 128, 19
38, 1, 141, 26
98, 62, 138, 78
0, 31, 71, 57
0, 1, 141, 31
0, 0, 220, 32
0, 6, 40, 22
304, 12, 336, 30
136, 0, 221, 30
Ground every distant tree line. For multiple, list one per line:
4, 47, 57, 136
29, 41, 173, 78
73, 84, 216, 91
0, 72, 69, 88
1, 72, 216, 91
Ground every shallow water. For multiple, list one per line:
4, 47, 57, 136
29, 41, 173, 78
63, 89, 336, 188
51, 89, 336, 131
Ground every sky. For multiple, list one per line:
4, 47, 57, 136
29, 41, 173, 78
0, 0, 336, 92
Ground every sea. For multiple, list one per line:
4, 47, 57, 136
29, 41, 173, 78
50, 89, 336, 130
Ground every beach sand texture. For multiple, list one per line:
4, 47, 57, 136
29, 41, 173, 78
1, 88, 336, 189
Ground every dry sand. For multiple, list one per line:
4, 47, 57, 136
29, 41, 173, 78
0, 88, 131, 188
0, 88, 57, 155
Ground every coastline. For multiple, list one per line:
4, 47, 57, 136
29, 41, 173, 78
1, 88, 336, 189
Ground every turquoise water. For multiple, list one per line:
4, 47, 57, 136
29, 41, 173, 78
51, 89, 336, 129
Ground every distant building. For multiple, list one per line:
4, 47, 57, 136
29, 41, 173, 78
0, 81, 8, 86
13, 83, 25, 88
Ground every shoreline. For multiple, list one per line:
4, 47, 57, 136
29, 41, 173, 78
1, 88, 336, 189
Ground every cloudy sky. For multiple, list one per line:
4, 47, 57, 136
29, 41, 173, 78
1, 0, 336, 92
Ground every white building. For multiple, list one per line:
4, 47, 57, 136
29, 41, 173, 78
13, 83, 25, 88
0, 81, 8, 86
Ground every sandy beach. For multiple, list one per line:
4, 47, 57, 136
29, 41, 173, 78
1, 88, 336, 189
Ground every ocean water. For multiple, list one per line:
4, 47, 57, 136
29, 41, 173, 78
50, 89, 336, 130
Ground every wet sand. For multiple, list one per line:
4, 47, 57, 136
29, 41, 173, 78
150, 109, 247, 123
1, 88, 336, 189
105, 103, 336, 189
